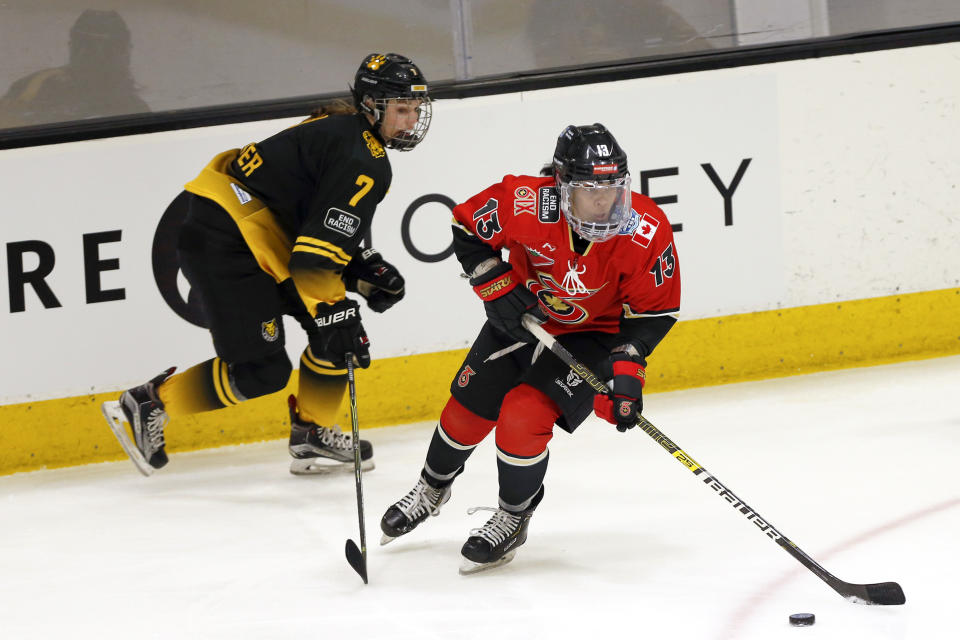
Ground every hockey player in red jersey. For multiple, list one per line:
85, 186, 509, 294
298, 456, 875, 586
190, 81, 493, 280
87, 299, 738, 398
380, 123, 681, 573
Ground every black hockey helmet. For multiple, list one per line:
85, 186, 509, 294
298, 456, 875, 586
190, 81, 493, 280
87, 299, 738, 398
352, 53, 432, 151
552, 123, 629, 183
552, 124, 632, 242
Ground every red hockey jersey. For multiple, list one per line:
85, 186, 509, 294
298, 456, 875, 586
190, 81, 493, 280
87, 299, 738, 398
452, 174, 681, 337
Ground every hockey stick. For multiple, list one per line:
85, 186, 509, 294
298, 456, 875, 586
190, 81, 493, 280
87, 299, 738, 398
344, 353, 368, 584
521, 315, 905, 606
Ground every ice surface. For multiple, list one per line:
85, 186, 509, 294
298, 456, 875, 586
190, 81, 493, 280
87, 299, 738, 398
2, 356, 958, 639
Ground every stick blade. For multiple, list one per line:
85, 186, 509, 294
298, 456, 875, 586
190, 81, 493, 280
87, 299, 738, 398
864, 582, 906, 605
345, 539, 368, 584
843, 581, 906, 605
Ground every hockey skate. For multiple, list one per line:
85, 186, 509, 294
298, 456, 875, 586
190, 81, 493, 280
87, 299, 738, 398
287, 395, 374, 475
459, 486, 544, 575
101, 367, 176, 477
380, 473, 454, 545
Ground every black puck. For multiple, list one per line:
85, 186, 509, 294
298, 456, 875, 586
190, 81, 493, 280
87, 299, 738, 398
789, 613, 815, 626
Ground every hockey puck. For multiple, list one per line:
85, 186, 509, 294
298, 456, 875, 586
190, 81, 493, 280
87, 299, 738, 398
789, 613, 815, 626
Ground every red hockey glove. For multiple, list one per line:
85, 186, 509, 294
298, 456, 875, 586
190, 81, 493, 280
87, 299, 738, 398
593, 350, 646, 432
469, 261, 546, 343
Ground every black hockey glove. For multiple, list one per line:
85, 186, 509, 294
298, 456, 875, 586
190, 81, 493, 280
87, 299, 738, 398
344, 248, 405, 313
593, 348, 646, 432
313, 298, 371, 368
469, 261, 546, 343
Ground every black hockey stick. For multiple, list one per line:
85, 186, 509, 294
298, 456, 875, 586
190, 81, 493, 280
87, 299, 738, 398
344, 353, 368, 584
521, 315, 905, 606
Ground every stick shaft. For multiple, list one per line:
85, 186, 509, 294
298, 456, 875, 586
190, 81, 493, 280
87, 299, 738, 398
520, 316, 904, 605
345, 355, 368, 578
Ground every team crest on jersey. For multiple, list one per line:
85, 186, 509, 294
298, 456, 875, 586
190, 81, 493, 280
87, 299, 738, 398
362, 130, 385, 158
631, 212, 660, 248
524, 245, 555, 267
538, 187, 560, 223
261, 318, 279, 342
618, 210, 640, 236
513, 187, 536, 216
527, 272, 605, 324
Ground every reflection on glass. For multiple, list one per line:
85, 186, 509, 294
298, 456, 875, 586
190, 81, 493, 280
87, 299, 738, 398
526, 0, 719, 69
0, 9, 148, 128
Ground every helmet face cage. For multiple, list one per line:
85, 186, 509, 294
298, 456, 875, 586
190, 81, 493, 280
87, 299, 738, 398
366, 96, 432, 151
353, 53, 432, 151
558, 176, 632, 242
553, 124, 632, 242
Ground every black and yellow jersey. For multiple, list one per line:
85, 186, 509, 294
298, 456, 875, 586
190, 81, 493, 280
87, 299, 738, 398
183, 112, 392, 315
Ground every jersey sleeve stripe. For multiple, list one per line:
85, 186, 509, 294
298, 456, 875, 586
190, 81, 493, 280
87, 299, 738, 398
293, 243, 350, 266
452, 218, 475, 236
622, 303, 681, 319
294, 237, 351, 263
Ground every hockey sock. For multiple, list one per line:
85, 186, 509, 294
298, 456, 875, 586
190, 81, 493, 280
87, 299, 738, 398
494, 384, 560, 509
297, 346, 347, 425
423, 397, 495, 486
158, 358, 235, 416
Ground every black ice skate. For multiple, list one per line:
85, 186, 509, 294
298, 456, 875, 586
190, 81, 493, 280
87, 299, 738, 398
287, 395, 374, 475
459, 486, 545, 575
380, 473, 454, 545
101, 367, 176, 477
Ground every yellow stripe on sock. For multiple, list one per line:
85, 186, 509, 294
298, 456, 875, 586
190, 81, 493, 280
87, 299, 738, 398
300, 347, 346, 376
212, 358, 241, 406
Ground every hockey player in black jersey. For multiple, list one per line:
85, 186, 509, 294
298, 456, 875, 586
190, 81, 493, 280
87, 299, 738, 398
102, 53, 432, 476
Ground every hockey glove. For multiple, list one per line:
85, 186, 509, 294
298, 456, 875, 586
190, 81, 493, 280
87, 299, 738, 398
313, 298, 371, 368
469, 261, 546, 343
593, 349, 646, 432
344, 248, 405, 313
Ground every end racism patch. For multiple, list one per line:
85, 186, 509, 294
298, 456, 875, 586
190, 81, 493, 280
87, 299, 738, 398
538, 187, 560, 223
323, 207, 361, 237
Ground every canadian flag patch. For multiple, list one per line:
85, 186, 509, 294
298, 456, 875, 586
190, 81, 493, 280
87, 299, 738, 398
631, 212, 660, 248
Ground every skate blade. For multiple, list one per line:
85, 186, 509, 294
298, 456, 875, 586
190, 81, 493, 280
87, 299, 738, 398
459, 549, 517, 575
379, 533, 397, 546
289, 457, 375, 476
101, 401, 154, 477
